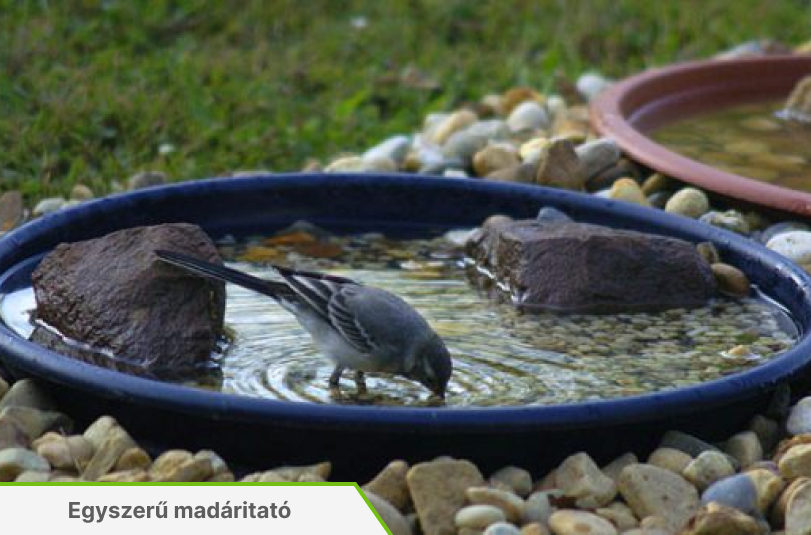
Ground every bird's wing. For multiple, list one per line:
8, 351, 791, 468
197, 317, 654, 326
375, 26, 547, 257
274, 267, 377, 354
326, 286, 378, 353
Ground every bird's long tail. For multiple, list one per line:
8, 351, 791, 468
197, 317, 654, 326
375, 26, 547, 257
155, 250, 295, 300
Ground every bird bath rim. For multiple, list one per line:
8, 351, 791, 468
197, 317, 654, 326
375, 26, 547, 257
0, 174, 809, 435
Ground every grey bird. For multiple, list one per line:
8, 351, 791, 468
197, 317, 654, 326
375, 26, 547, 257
155, 250, 453, 399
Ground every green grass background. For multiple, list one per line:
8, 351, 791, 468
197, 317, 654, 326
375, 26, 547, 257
1, 0, 809, 203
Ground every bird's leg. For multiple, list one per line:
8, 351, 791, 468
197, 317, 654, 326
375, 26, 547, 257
354, 370, 367, 396
329, 365, 345, 399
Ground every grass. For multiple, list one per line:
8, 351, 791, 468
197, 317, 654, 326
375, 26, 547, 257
1, 0, 809, 203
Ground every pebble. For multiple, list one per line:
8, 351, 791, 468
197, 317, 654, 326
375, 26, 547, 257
759, 221, 810, 245
536, 138, 586, 190
507, 101, 550, 132
0, 406, 71, 442
695, 242, 721, 265
701, 473, 759, 517
575, 138, 621, 180
15, 470, 50, 482
407, 459, 485, 535
518, 137, 550, 163
549, 509, 618, 535
366, 492, 411, 535
766, 230, 811, 264
785, 479, 811, 535
699, 210, 750, 235
116, 447, 152, 471
362, 135, 411, 165
682, 502, 762, 535
778, 443, 811, 479
682, 451, 736, 490
149, 449, 213, 482
576, 73, 613, 101
724, 431, 762, 469
69, 184, 94, 201
127, 171, 167, 190
501, 87, 543, 116
522, 491, 553, 525
466, 486, 525, 522
772, 476, 809, 527
443, 129, 489, 164
272, 461, 332, 481
664, 187, 710, 218
97, 469, 151, 482
325, 155, 397, 173
640, 173, 673, 196
595, 502, 638, 531
602, 453, 638, 483
556, 452, 617, 508
711, 263, 750, 297
749, 415, 781, 453
33, 434, 94, 471
647, 447, 693, 474
364, 460, 411, 511
430, 110, 479, 145
82, 423, 137, 481
489, 466, 533, 497
746, 468, 785, 513
608, 177, 650, 206
32, 197, 66, 217
0, 448, 49, 481
618, 463, 699, 532
536, 206, 572, 225
473, 144, 520, 177
788, 397, 811, 436
0, 190, 24, 231
488, 162, 537, 183
484, 522, 522, 535
520, 524, 550, 535
455, 505, 506, 530
0, 415, 28, 450
660, 431, 735, 467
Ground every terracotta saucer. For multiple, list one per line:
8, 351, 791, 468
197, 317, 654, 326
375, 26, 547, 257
590, 55, 811, 216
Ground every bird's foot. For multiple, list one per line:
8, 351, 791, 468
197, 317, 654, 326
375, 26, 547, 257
329, 384, 345, 402
354, 370, 367, 396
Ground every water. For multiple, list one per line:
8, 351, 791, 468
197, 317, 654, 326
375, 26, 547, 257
652, 101, 811, 191
0, 229, 798, 407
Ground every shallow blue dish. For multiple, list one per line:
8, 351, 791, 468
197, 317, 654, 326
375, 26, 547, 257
0, 174, 809, 479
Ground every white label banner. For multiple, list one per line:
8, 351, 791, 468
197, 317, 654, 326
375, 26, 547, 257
0, 484, 388, 534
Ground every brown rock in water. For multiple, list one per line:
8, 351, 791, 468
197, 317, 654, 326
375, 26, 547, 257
466, 220, 716, 313
31, 223, 225, 377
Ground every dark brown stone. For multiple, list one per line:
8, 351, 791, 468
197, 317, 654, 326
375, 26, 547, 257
466, 220, 716, 313
31, 223, 225, 377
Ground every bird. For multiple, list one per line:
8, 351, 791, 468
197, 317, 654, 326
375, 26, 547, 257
154, 249, 453, 399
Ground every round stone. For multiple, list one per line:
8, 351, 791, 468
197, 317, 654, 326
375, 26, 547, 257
484, 522, 522, 535
701, 474, 759, 517
549, 509, 618, 535
455, 505, 506, 530
664, 188, 710, 219
766, 230, 811, 264
788, 397, 811, 436
609, 178, 650, 206
682, 451, 736, 491
711, 263, 750, 297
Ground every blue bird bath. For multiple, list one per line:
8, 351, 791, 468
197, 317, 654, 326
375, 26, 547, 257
0, 174, 809, 479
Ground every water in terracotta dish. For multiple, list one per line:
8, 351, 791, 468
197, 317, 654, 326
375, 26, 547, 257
652, 76, 811, 191
1, 227, 797, 407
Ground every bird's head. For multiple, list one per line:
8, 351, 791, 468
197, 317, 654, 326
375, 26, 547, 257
406, 333, 453, 399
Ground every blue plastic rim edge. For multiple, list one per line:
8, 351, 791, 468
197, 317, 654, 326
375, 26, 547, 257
0, 173, 809, 432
